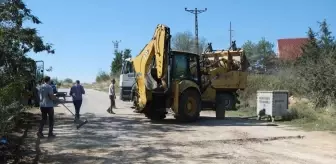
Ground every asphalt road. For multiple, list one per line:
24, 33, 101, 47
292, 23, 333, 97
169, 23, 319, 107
29, 88, 336, 164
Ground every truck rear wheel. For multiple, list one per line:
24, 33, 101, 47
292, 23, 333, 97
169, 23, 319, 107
174, 88, 201, 122
215, 92, 236, 119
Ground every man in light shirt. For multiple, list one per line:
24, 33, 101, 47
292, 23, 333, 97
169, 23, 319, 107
107, 79, 116, 114
37, 76, 57, 138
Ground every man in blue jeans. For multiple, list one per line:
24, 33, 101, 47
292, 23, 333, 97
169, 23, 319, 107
37, 76, 57, 138
70, 80, 85, 121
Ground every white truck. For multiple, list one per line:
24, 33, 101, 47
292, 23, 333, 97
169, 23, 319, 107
119, 58, 136, 101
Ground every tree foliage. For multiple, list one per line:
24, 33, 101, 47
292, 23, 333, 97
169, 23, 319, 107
110, 48, 132, 76
0, 0, 54, 135
242, 38, 278, 73
171, 31, 207, 54
294, 19, 336, 107
95, 71, 110, 83
63, 78, 73, 84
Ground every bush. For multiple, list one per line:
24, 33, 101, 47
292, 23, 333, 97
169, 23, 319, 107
63, 78, 73, 84
238, 68, 298, 109
289, 102, 318, 120
96, 71, 111, 83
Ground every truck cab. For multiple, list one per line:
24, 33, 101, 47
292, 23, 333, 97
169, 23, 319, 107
119, 58, 136, 101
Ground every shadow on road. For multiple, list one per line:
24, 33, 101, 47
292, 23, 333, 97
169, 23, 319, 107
33, 113, 193, 163
24, 109, 278, 163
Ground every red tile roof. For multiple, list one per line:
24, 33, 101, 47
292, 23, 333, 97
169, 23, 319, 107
277, 38, 309, 60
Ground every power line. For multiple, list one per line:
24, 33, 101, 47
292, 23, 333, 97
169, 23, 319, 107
112, 40, 121, 52
185, 7, 207, 55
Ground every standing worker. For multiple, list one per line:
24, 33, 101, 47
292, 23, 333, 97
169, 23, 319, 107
107, 79, 116, 114
69, 80, 85, 121
37, 76, 57, 138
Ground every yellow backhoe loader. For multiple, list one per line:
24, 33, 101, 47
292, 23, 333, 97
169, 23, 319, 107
131, 24, 249, 122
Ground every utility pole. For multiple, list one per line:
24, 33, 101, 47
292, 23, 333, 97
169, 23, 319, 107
229, 21, 234, 48
185, 7, 207, 55
112, 40, 121, 52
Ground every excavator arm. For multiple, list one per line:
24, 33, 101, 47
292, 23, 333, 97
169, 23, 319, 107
131, 24, 171, 110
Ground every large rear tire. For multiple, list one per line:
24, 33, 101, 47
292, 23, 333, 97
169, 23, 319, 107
215, 92, 236, 119
174, 88, 201, 122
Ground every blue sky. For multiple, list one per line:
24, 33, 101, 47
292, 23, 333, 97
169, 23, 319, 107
24, 0, 336, 83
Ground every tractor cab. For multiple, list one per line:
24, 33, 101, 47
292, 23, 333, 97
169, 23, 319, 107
170, 51, 201, 88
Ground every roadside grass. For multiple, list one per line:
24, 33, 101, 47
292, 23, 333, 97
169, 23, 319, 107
284, 102, 336, 132
227, 101, 336, 132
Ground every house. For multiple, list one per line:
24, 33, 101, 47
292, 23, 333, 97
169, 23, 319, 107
277, 38, 309, 60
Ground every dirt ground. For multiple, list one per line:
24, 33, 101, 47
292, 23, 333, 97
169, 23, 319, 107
4, 89, 336, 164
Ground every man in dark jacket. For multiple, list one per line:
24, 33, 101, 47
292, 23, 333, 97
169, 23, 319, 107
69, 80, 85, 121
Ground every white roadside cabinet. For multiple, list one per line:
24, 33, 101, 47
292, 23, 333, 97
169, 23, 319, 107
256, 90, 289, 122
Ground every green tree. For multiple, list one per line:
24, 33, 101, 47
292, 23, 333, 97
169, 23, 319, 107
171, 31, 207, 54
111, 50, 123, 75
242, 38, 277, 72
110, 48, 132, 76
0, 0, 54, 136
0, 0, 54, 101
296, 28, 319, 65
318, 19, 335, 51
256, 38, 277, 70
242, 40, 258, 65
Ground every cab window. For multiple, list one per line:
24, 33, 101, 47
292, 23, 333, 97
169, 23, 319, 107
173, 54, 189, 79
172, 53, 200, 83
188, 55, 199, 81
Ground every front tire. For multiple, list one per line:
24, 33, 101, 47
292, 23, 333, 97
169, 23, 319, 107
174, 88, 201, 122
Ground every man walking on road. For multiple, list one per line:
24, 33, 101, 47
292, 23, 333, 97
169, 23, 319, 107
37, 76, 57, 138
107, 79, 116, 114
70, 80, 85, 121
